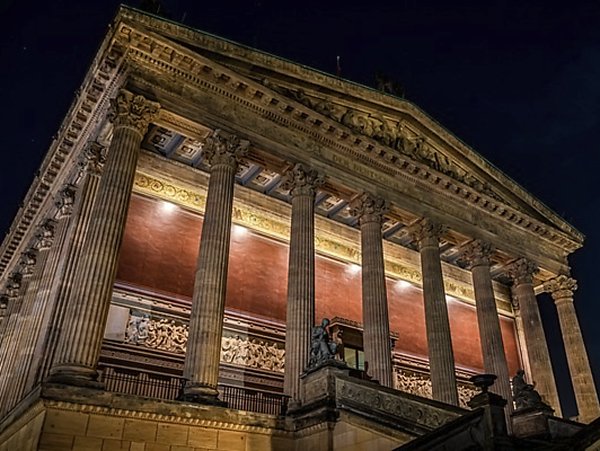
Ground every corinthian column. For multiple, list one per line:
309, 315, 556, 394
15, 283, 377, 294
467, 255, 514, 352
182, 130, 249, 404
410, 219, 458, 405
350, 193, 393, 387
282, 164, 323, 403
508, 259, 561, 415
462, 240, 512, 410
544, 276, 600, 423
48, 90, 159, 386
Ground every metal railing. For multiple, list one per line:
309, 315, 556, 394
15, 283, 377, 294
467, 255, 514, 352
98, 366, 288, 416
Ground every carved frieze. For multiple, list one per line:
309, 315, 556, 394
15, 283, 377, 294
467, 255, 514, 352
123, 311, 285, 373
396, 369, 477, 409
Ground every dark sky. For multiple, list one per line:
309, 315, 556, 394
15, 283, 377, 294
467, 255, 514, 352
1, 0, 599, 418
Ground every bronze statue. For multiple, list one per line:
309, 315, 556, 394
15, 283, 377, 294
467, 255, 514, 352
512, 370, 551, 411
309, 318, 338, 367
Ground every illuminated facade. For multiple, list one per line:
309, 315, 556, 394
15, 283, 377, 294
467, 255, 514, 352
0, 6, 598, 450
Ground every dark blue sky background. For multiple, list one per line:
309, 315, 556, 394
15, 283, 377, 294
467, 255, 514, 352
1, 0, 598, 418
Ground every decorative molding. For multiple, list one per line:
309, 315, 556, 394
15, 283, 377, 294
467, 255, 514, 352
395, 369, 477, 409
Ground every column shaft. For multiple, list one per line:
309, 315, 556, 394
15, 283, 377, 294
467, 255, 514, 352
351, 194, 393, 387
183, 131, 248, 403
49, 90, 158, 385
282, 164, 321, 403
414, 220, 458, 405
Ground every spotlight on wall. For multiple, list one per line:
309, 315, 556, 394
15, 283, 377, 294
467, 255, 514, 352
160, 200, 177, 213
232, 224, 248, 237
346, 263, 361, 275
396, 280, 411, 290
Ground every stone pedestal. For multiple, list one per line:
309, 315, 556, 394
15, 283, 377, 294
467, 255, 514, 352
350, 193, 393, 387
282, 164, 323, 404
411, 219, 458, 406
508, 259, 561, 415
182, 130, 249, 404
544, 275, 600, 423
462, 241, 512, 412
48, 90, 159, 386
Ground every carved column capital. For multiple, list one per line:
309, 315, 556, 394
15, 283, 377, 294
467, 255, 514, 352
33, 219, 56, 251
409, 218, 446, 249
350, 193, 389, 225
18, 249, 38, 276
281, 163, 324, 198
56, 185, 76, 219
108, 89, 160, 136
460, 239, 494, 268
79, 141, 106, 177
544, 275, 577, 302
507, 258, 539, 285
202, 129, 250, 169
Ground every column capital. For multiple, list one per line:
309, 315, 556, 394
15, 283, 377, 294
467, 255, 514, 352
18, 249, 38, 276
460, 239, 494, 268
78, 141, 106, 177
350, 193, 389, 225
507, 258, 539, 285
281, 163, 324, 198
202, 129, 249, 169
55, 185, 76, 219
544, 275, 577, 302
108, 89, 160, 136
409, 218, 446, 249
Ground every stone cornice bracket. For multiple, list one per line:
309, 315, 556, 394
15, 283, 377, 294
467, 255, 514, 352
543, 275, 577, 302
33, 219, 56, 251
202, 129, 250, 169
280, 163, 324, 198
55, 185, 76, 219
79, 141, 107, 177
507, 258, 539, 286
408, 218, 446, 249
350, 193, 389, 226
18, 249, 38, 277
108, 89, 160, 136
459, 239, 495, 269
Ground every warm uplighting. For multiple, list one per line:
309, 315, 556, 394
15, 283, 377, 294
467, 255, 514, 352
346, 263, 361, 275
232, 223, 248, 238
159, 200, 177, 213
445, 295, 455, 303
396, 280, 411, 289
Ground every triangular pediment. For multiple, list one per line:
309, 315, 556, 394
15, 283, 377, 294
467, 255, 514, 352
118, 6, 583, 248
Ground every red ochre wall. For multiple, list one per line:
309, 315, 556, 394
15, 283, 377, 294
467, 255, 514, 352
116, 193, 521, 374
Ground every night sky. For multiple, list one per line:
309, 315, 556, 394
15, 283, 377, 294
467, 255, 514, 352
1, 0, 598, 418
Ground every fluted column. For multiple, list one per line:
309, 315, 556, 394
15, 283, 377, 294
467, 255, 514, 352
410, 219, 458, 405
41, 144, 105, 383
282, 164, 323, 403
508, 258, 561, 415
462, 240, 512, 410
544, 275, 600, 423
350, 193, 393, 387
48, 90, 159, 386
183, 130, 249, 403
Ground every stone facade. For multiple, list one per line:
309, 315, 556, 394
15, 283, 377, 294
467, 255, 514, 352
0, 5, 598, 451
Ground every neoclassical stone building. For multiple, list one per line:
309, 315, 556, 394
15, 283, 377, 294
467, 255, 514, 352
0, 6, 598, 451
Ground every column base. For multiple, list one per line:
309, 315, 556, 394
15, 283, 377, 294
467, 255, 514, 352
180, 384, 227, 407
46, 365, 104, 390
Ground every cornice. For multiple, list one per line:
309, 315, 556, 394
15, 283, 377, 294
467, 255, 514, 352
116, 6, 583, 245
115, 20, 581, 257
0, 27, 127, 282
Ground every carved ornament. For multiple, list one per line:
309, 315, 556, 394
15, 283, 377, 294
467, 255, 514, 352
202, 129, 249, 169
18, 249, 38, 276
459, 240, 494, 269
56, 185, 76, 219
350, 193, 389, 225
109, 89, 160, 136
507, 258, 538, 286
79, 141, 106, 177
408, 218, 446, 249
543, 275, 577, 301
281, 163, 324, 198
5, 272, 22, 298
34, 219, 56, 251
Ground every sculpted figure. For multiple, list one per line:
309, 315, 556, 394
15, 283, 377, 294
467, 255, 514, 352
309, 318, 337, 367
512, 369, 551, 411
